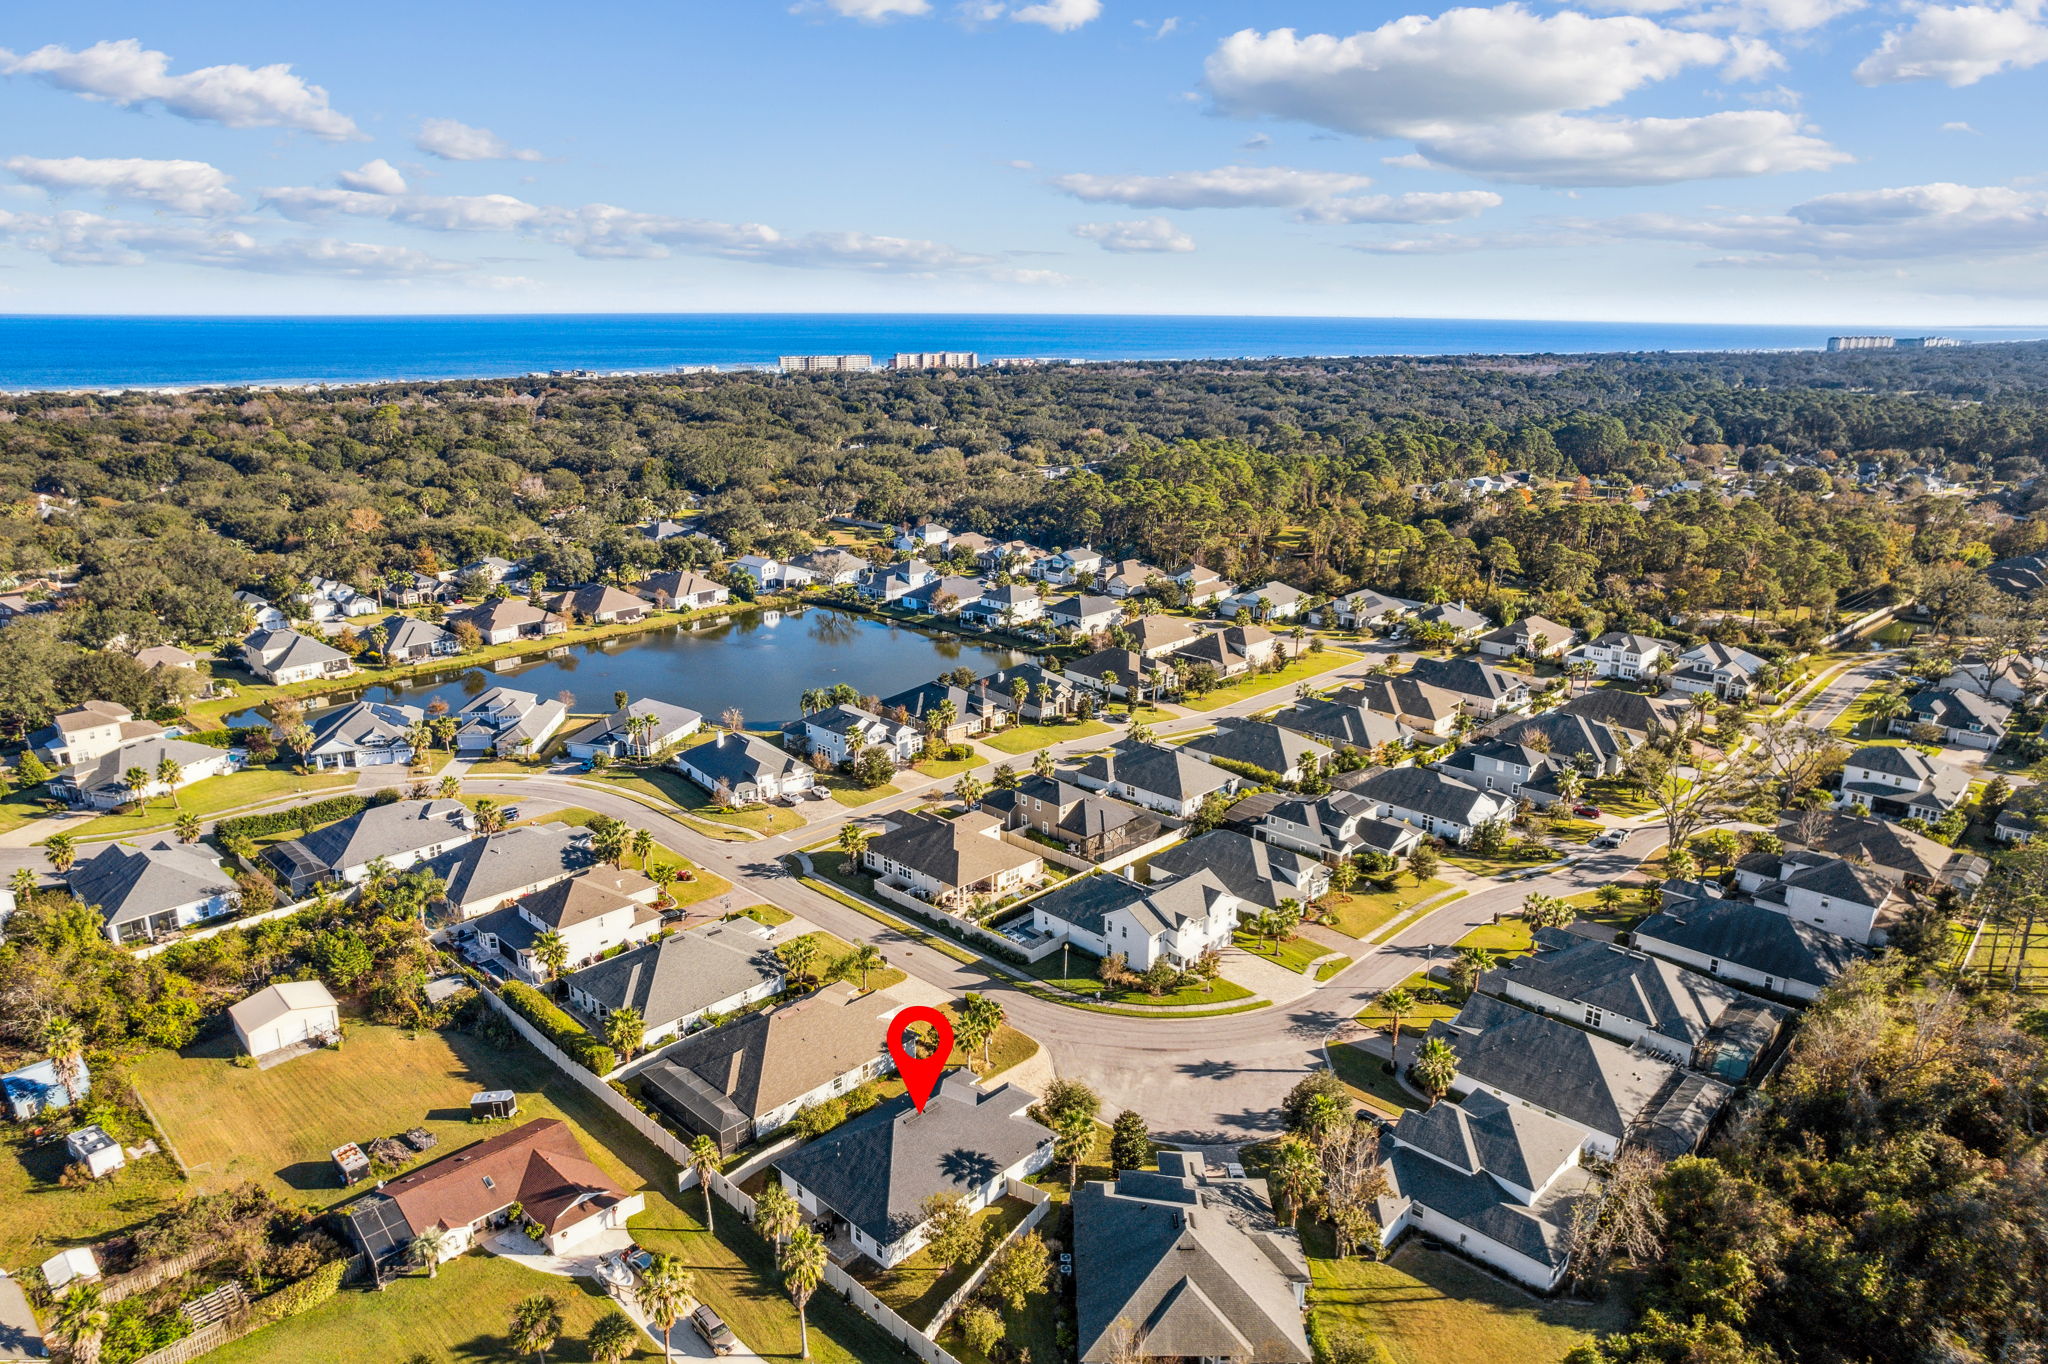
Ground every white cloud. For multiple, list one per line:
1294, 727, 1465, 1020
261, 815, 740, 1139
1300, 190, 1504, 222
5, 155, 241, 216
817, 0, 933, 17
1073, 217, 1197, 251
1574, 0, 1866, 33
1940, 120, 1980, 133
337, 159, 408, 195
1204, 8, 1741, 139
1049, 164, 1376, 208
1011, 0, 1103, 30
415, 118, 543, 162
0, 38, 359, 139
1854, 3, 2048, 85
1411, 110, 1848, 185
0, 207, 468, 277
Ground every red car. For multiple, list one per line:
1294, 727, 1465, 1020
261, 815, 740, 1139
1574, 805, 1602, 818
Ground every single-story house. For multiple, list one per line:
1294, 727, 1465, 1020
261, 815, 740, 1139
562, 919, 780, 1050
1406, 656, 1531, 718
1272, 698, 1408, 754
1179, 719, 1332, 784
1219, 581, 1308, 621
1338, 676, 1464, 738
876, 682, 998, 743
1170, 624, 1282, 679
1064, 647, 1170, 701
228, 980, 341, 1060
1124, 614, 1201, 659
264, 798, 475, 897
900, 574, 988, 617
423, 824, 594, 919
453, 687, 569, 759
1891, 687, 2009, 750
69, 840, 238, 946
2, 1057, 89, 1121
979, 663, 1075, 721
563, 700, 704, 761
637, 571, 730, 611
1101, 559, 1166, 599
1324, 589, 1422, 631
673, 731, 817, 803
551, 583, 649, 625
1071, 742, 1242, 819
374, 615, 459, 663
791, 549, 870, 586
1477, 615, 1576, 660
1410, 601, 1489, 640
456, 599, 568, 646
300, 700, 425, 771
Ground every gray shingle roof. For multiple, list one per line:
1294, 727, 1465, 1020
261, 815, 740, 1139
1179, 720, 1331, 777
304, 700, 424, 757
677, 731, 815, 790
562, 921, 779, 1029
1029, 869, 1235, 938
1493, 934, 1787, 1050
1273, 699, 1406, 751
1635, 892, 1869, 990
274, 799, 470, 877
1146, 831, 1321, 910
1074, 743, 1238, 804
645, 981, 892, 1123
565, 699, 703, 747
1349, 766, 1503, 825
1408, 656, 1523, 703
422, 824, 590, 911
69, 839, 233, 930
57, 735, 224, 801
866, 812, 1042, 889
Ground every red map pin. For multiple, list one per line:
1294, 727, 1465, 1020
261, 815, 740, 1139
886, 1005, 955, 1113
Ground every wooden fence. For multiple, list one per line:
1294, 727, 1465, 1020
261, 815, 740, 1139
130, 1311, 250, 1364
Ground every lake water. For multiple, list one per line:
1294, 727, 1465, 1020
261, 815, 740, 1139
226, 607, 1024, 730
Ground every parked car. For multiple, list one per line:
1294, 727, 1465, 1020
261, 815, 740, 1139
1573, 805, 1602, 818
691, 1304, 738, 1355
1591, 830, 1626, 849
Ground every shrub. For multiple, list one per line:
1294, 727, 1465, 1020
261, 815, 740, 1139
180, 725, 274, 750
254, 1256, 348, 1325
216, 792, 393, 841
500, 981, 614, 1073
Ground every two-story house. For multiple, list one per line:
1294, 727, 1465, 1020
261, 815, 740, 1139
1035, 546, 1105, 587
1344, 766, 1516, 844
673, 731, 817, 803
1170, 623, 1282, 679
981, 774, 1164, 863
1732, 851, 1902, 944
801, 704, 921, 768
1323, 588, 1422, 631
1669, 642, 1768, 701
1027, 869, 1243, 970
1179, 719, 1332, 784
1836, 744, 1969, 822
456, 598, 568, 645
466, 866, 665, 986
856, 560, 937, 605
1476, 614, 1576, 661
1272, 698, 1409, 753
1254, 791, 1422, 862
1071, 742, 1241, 818
1568, 632, 1675, 681
1170, 562, 1235, 606
1047, 594, 1123, 637
1892, 687, 2010, 750
28, 701, 164, 770
453, 687, 568, 759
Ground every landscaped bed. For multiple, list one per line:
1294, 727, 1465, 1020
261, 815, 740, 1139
860, 1195, 1034, 1329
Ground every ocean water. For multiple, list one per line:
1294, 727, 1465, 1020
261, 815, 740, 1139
1, 313, 2041, 393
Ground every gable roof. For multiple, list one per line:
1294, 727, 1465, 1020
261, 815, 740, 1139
516, 866, 657, 929
377, 615, 453, 653
866, 811, 1042, 889
304, 700, 424, 756
276, 799, 469, 876
1127, 615, 1200, 653
422, 824, 590, 909
565, 699, 703, 746
1179, 720, 1331, 776
242, 628, 348, 671
1392, 1089, 1581, 1196
1554, 689, 1689, 740
1051, 593, 1120, 620
1146, 830, 1322, 910
679, 731, 816, 789
57, 734, 225, 802
1637, 889, 1870, 990
643, 981, 892, 1124
1030, 869, 1236, 938
1074, 743, 1238, 804
68, 839, 233, 929
1337, 675, 1464, 726
228, 979, 337, 1032
1408, 656, 1524, 703
1493, 934, 1786, 1051
1782, 812, 1955, 882
562, 921, 779, 1027
1349, 766, 1506, 825
1273, 698, 1407, 751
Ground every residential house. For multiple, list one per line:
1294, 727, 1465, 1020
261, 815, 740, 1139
1410, 601, 1489, 640
901, 574, 988, 617
863, 811, 1045, 906
1836, 745, 1970, 822
979, 663, 1075, 721
802, 704, 921, 768
1171, 563, 1235, 606
1273, 698, 1409, 754
637, 981, 894, 1151
1568, 632, 1675, 681
791, 549, 868, 586
1171, 623, 1283, 679
1938, 658, 2047, 704
296, 577, 380, 626
455, 598, 568, 646
978, 540, 1047, 575
29, 701, 164, 770
135, 645, 217, 699
1373, 1092, 1593, 1293
563, 700, 703, 762
378, 571, 446, 607
773, 1074, 1054, 1268
1553, 689, 1690, 749
891, 522, 952, 554
1634, 886, 1869, 1003
1065, 647, 1170, 701
234, 591, 288, 632
1071, 742, 1242, 818
1777, 812, 1971, 892
1431, 739, 1567, 806
959, 582, 1043, 629
731, 556, 813, 593
1325, 588, 1422, 631
1344, 766, 1517, 844
856, 560, 937, 605
299, 700, 425, 771
1101, 559, 1165, 599
562, 919, 779, 1049
551, 583, 650, 624
1146, 829, 1330, 909
1669, 642, 1768, 701
1492, 711, 1629, 779
637, 571, 730, 611
946, 532, 994, 561
982, 774, 1164, 863
1220, 580, 1308, 621
1036, 546, 1105, 586
1337, 676, 1465, 739
1048, 594, 1123, 637
877, 682, 997, 743
1486, 931, 1788, 1080
1477, 615, 1576, 661
1407, 656, 1532, 718
240, 628, 354, 685
1180, 719, 1332, 784
423, 824, 593, 919
51, 736, 233, 810
1027, 869, 1243, 970
673, 731, 817, 803
1425, 994, 1733, 1159
453, 687, 568, 760
1124, 614, 1200, 659
228, 980, 340, 1060
373, 615, 459, 663
1892, 687, 2009, 750
1255, 791, 1422, 863
1073, 1150, 1311, 1364
263, 799, 475, 897
344, 1119, 645, 1272
1732, 851, 1902, 945
69, 839, 238, 945
456, 555, 522, 587
2, 1057, 89, 1121
466, 865, 663, 984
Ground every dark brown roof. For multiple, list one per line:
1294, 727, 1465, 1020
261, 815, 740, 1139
379, 1118, 626, 1236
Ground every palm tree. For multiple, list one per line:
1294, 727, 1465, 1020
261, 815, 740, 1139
437, 774, 461, 799
631, 828, 655, 869
472, 797, 508, 834
842, 942, 885, 990
409, 1227, 448, 1278
603, 1007, 644, 1063
54, 1282, 107, 1364
587, 1312, 638, 1364
1032, 748, 1056, 779
780, 1226, 828, 1360
532, 929, 569, 984
952, 773, 987, 807
509, 1293, 563, 1363
1867, 687, 1910, 739
648, 863, 679, 907
8, 867, 35, 905
175, 812, 202, 843
687, 1134, 721, 1232
1413, 1036, 1459, 1106
123, 765, 152, 807
155, 756, 184, 807
956, 991, 1006, 1070
1450, 945, 1498, 997
639, 1253, 694, 1364
1269, 1135, 1324, 1226
1595, 883, 1625, 913
43, 831, 75, 874
1375, 986, 1417, 1057
43, 1017, 85, 1106
755, 1180, 800, 1251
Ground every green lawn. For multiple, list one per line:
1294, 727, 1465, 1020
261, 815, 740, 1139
1320, 879, 1457, 940
0, 1115, 187, 1271
1442, 846, 1559, 878
791, 929, 910, 993
1326, 1038, 1421, 1118
1314, 956, 1353, 981
204, 1252, 655, 1364
816, 773, 903, 808
863, 1196, 1033, 1329
910, 755, 982, 781
1233, 929, 1329, 975
1353, 972, 1460, 1041
0, 785, 57, 836
1829, 683, 1904, 740
1017, 946, 1256, 1007
1177, 648, 1362, 712
1581, 777, 1665, 819
731, 903, 794, 928
1309, 1236, 1618, 1364
67, 768, 356, 838
979, 718, 1112, 754
1456, 918, 1537, 958
591, 767, 807, 835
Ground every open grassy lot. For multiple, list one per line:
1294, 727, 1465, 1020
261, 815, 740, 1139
863, 1195, 1034, 1329
1320, 879, 1458, 940
1309, 1236, 1617, 1364
0, 1120, 186, 1271
1178, 648, 1362, 712
590, 767, 807, 835
731, 902, 794, 928
1829, 683, 1902, 740
204, 1252, 655, 1364
979, 718, 1111, 754
69, 768, 356, 838
1234, 929, 1328, 975
1581, 778, 1663, 819
910, 754, 982, 781
816, 773, 903, 808
1315, 956, 1354, 981
1327, 1038, 1421, 1118
791, 928, 909, 992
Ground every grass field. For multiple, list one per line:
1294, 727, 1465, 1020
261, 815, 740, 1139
1829, 683, 1901, 739
910, 755, 982, 781
68, 768, 356, 838
590, 767, 808, 835
792, 929, 909, 992
863, 1196, 1033, 1329
1353, 972, 1460, 1039
979, 718, 1111, 754
1957, 919, 2048, 990
204, 1253, 654, 1364
0, 786, 56, 836
1441, 846, 1558, 878
1309, 1237, 1618, 1364
1456, 918, 1537, 958
1315, 956, 1354, 981
1233, 929, 1328, 975
1320, 879, 1457, 940
1018, 946, 1257, 1007
1178, 648, 1362, 712
1326, 1038, 1420, 1117
816, 773, 903, 808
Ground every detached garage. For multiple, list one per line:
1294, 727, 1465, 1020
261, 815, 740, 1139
229, 980, 340, 1062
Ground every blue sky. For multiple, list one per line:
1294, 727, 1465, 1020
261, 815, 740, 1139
0, 0, 2043, 322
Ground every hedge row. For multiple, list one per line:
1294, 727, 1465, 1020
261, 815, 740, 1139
215, 790, 394, 841
501, 980, 616, 1074
180, 725, 274, 750
253, 1257, 348, 1326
